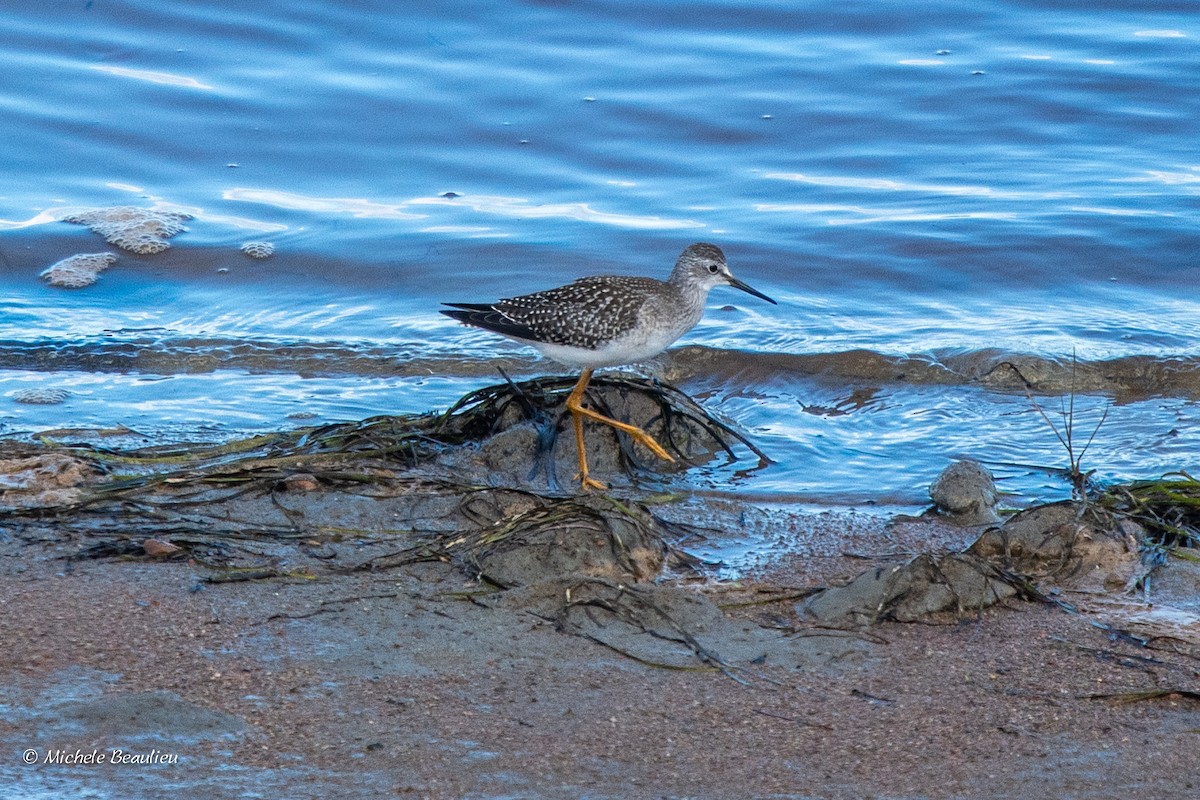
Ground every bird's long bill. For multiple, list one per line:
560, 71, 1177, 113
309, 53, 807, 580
727, 275, 777, 305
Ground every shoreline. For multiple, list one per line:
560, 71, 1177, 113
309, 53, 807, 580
1, 378, 1198, 798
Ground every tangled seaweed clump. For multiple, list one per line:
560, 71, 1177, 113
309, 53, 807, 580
40, 252, 116, 288
5, 376, 1198, 674
1100, 474, 1200, 557
438, 374, 769, 489
0, 374, 764, 580
62, 206, 192, 254
2, 373, 762, 514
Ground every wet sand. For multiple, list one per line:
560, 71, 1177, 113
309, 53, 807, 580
2, 380, 1198, 799
2, 519, 1198, 799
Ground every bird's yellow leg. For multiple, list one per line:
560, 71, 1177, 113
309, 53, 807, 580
571, 402, 607, 491
564, 369, 675, 492
566, 369, 606, 490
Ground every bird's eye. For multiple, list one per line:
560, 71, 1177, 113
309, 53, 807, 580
707, 263, 720, 274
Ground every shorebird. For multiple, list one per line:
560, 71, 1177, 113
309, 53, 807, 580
441, 242, 776, 490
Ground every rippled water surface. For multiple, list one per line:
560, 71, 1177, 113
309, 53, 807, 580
2, 0, 1198, 505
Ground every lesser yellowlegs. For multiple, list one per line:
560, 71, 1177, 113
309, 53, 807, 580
441, 242, 776, 490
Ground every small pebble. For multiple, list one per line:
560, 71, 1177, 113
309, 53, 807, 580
282, 473, 320, 492
143, 539, 184, 557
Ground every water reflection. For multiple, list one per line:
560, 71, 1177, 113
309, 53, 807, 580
407, 194, 706, 229
223, 189, 426, 219
89, 65, 215, 91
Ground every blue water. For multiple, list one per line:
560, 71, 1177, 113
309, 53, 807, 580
1, 0, 1198, 505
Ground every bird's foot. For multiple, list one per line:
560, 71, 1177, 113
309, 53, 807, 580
576, 474, 608, 492
627, 428, 676, 463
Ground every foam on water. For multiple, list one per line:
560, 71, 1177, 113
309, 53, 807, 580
239, 240, 275, 259
40, 253, 116, 289
62, 207, 192, 255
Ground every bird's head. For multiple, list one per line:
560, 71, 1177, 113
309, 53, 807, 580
674, 242, 776, 304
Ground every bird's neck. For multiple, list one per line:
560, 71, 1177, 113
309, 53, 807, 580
668, 277, 712, 324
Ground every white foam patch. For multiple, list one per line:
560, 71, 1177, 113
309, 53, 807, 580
240, 241, 275, 259
40, 252, 117, 289
63, 206, 192, 254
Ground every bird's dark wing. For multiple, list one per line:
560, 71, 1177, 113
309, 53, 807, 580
440, 303, 540, 342
443, 275, 661, 348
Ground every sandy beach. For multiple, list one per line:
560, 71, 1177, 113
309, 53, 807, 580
2, 522, 1199, 798
2, 379, 1198, 799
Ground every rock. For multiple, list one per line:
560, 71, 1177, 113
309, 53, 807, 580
0, 453, 96, 509
442, 376, 731, 491
142, 539, 184, 558
929, 459, 1000, 525
969, 502, 1137, 593
281, 473, 320, 492
800, 553, 1019, 627
459, 497, 667, 588
802, 501, 1137, 627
